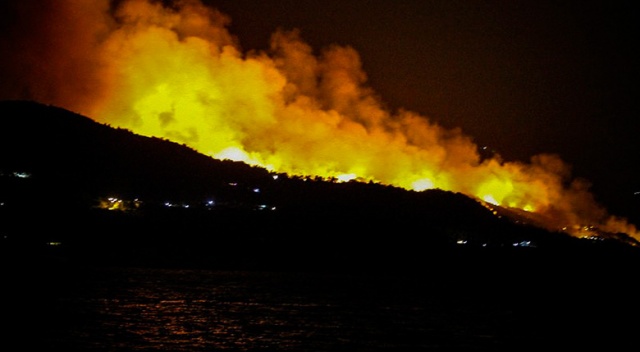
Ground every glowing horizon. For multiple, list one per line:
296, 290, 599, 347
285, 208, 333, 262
1, 0, 637, 240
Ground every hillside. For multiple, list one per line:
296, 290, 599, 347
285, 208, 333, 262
1, 100, 639, 273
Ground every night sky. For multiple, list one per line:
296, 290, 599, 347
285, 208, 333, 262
0, 0, 637, 225
207, 0, 639, 223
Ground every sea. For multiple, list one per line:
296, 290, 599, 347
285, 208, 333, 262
3, 260, 638, 351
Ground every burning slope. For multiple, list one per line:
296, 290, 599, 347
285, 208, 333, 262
0, 0, 636, 240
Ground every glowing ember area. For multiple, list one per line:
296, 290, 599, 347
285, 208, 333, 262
1, 0, 637, 240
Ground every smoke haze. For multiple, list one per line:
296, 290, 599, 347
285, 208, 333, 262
0, 0, 636, 239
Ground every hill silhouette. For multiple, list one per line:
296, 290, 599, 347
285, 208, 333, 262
1, 100, 639, 274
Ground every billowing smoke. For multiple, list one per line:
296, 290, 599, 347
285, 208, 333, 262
0, 0, 636, 239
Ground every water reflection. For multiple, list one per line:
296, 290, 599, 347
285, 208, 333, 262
36, 267, 528, 351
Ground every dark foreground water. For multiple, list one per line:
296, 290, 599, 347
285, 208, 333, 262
3, 262, 639, 351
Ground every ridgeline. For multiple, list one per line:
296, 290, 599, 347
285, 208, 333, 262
2, 100, 639, 275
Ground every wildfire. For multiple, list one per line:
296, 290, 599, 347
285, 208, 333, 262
1, 0, 637, 240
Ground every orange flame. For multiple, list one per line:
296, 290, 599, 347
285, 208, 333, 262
1, 0, 637, 240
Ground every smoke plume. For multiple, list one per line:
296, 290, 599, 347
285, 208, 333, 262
0, 0, 636, 239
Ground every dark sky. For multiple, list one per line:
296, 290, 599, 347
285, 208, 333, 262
207, 0, 639, 223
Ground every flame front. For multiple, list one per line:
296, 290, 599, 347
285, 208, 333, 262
1, 0, 637, 240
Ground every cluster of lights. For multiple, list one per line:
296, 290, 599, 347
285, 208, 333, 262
0, 170, 32, 178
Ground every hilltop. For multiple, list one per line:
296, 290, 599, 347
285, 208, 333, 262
1, 100, 639, 274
